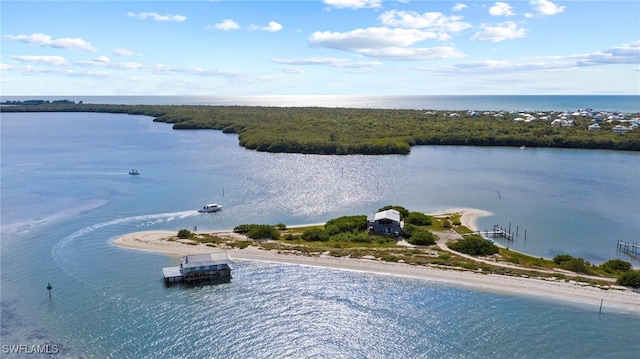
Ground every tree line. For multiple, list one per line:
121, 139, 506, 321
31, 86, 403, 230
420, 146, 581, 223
2, 103, 638, 154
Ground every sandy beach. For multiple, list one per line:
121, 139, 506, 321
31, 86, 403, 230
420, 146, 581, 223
112, 209, 640, 312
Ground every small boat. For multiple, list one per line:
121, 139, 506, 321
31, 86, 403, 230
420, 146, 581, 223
520, 145, 527, 150
198, 204, 222, 213
129, 169, 140, 175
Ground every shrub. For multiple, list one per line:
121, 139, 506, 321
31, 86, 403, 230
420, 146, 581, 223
447, 235, 499, 256
553, 254, 574, 265
403, 223, 418, 239
275, 223, 287, 230
351, 232, 373, 243
177, 229, 192, 239
301, 227, 329, 242
617, 270, 640, 288
563, 257, 591, 274
442, 219, 452, 229
406, 212, 432, 226
600, 259, 632, 273
325, 215, 367, 234
233, 224, 254, 234
407, 229, 436, 245
246, 225, 280, 240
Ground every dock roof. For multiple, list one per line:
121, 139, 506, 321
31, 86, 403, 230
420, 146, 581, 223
182, 252, 234, 269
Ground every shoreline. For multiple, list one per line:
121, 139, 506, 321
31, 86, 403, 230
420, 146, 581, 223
111, 209, 640, 312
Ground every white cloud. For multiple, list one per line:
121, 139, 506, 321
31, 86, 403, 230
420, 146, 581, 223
309, 26, 467, 60
489, 2, 515, 16
576, 41, 640, 66
94, 56, 111, 63
261, 21, 283, 32
530, 0, 565, 16
113, 48, 137, 57
214, 19, 240, 31
1, 63, 14, 70
272, 57, 381, 68
360, 46, 466, 60
434, 41, 640, 75
471, 21, 527, 42
309, 27, 441, 51
322, 0, 382, 9
452, 3, 468, 12
12, 55, 68, 66
281, 67, 305, 74
126, 12, 186, 22
379, 10, 471, 32
75, 56, 146, 70
6, 33, 97, 52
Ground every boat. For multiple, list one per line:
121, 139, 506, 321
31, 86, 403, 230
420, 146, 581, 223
129, 169, 140, 175
520, 145, 527, 150
198, 204, 222, 213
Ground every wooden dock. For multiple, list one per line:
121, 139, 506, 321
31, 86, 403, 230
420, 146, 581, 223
478, 224, 514, 240
617, 241, 640, 255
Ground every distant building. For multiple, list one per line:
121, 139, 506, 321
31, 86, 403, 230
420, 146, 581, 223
162, 252, 233, 284
367, 209, 404, 237
612, 125, 631, 134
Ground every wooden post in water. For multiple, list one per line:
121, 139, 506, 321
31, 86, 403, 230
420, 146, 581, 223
222, 188, 225, 197
47, 282, 53, 298
599, 298, 603, 314
524, 230, 527, 241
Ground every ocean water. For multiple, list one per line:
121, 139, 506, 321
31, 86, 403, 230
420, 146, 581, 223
1, 104, 640, 357
3, 94, 640, 112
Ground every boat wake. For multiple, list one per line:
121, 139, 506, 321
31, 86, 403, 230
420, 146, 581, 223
51, 210, 199, 278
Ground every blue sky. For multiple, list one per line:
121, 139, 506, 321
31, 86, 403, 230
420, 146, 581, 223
1, 0, 639, 96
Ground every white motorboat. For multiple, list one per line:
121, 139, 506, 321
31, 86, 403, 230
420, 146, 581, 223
129, 169, 140, 175
198, 204, 222, 213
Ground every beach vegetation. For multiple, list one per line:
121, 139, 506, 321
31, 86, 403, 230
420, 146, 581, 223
600, 259, 632, 273
562, 257, 592, 274
3, 103, 639, 154
405, 211, 432, 226
177, 229, 193, 239
616, 270, 640, 288
325, 215, 368, 234
552, 254, 593, 274
301, 227, 330, 242
553, 254, 574, 265
406, 228, 436, 246
234, 224, 281, 240
247, 225, 281, 240
447, 235, 499, 256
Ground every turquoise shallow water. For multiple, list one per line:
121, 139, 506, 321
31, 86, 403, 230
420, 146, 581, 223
1, 107, 639, 357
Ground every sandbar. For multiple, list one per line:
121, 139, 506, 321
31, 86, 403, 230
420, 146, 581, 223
112, 209, 640, 312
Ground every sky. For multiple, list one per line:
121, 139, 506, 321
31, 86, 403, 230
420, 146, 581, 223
1, 0, 639, 96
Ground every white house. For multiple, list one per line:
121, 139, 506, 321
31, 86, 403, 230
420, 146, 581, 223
613, 125, 630, 133
367, 209, 404, 236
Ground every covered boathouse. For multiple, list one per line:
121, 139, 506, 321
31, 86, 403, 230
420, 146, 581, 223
162, 252, 234, 284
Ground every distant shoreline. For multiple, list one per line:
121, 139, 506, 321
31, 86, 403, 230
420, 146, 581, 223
3, 103, 639, 154
112, 208, 640, 312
